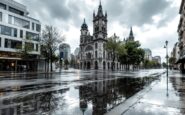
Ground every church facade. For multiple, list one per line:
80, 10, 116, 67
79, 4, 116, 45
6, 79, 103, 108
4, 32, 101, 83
79, 2, 120, 70
79, 2, 134, 70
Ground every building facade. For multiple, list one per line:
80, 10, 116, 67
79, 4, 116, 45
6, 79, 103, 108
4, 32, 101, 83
152, 56, 161, 64
0, 0, 41, 71
177, 0, 185, 72
171, 42, 180, 69
79, 2, 120, 70
143, 48, 152, 61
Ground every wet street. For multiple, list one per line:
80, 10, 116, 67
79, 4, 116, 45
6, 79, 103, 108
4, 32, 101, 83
0, 69, 184, 115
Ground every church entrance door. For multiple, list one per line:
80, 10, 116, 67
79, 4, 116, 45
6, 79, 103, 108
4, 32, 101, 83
95, 61, 98, 69
87, 62, 91, 69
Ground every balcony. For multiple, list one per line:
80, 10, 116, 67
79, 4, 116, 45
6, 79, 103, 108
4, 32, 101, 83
6, 0, 27, 12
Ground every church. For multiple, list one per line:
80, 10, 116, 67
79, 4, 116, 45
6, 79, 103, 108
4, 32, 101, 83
79, 2, 134, 70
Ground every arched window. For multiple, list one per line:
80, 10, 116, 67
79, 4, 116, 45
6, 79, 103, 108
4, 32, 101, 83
95, 43, 98, 49
85, 45, 93, 51
95, 51, 97, 58
103, 51, 105, 59
86, 53, 92, 59
95, 27, 99, 32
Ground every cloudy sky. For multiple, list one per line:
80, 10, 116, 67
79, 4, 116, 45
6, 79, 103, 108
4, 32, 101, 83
16, 0, 181, 62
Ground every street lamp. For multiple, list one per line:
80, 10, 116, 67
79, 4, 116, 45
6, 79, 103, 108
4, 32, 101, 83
164, 40, 169, 97
164, 40, 168, 76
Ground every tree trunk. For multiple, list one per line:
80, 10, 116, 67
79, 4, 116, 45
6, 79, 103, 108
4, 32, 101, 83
50, 59, 53, 72
50, 50, 53, 72
47, 59, 49, 73
112, 53, 115, 71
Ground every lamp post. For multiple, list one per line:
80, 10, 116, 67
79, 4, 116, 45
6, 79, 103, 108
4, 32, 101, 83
164, 40, 169, 97
164, 41, 168, 76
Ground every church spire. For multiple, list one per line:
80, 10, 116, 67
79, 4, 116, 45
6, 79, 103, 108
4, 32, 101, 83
129, 27, 133, 37
97, 0, 103, 17
128, 27, 134, 41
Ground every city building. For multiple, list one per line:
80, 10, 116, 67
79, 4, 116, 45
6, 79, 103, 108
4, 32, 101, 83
79, 2, 121, 70
177, 0, 185, 72
59, 43, 71, 61
171, 42, 180, 69
74, 47, 80, 56
143, 48, 152, 61
152, 56, 161, 64
0, 0, 41, 71
74, 47, 80, 68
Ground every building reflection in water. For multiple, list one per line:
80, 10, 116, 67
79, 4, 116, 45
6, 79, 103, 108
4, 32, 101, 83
0, 74, 69, 115
0, 88, 69, 115
0, 72, 159, 115
79, 72, 159, 115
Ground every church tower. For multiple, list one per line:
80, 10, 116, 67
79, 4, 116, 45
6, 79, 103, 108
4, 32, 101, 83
128, 27, 134, 41
80, 19, 88, 44
79, 1, 120, 70
93, 1, 107, 40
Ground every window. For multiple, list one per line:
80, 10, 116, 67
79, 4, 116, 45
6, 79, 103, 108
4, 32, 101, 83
95, 43, 98, 49
9, 7, 24, 16
95, 27, 99, 32
0, 12, 2, 21
9, 15, 30, 29
26, 31, 39, 41
11, 40, 22, 49
4, 39, 22, 49
25, 42, 34, 51
36, 44, 38, 51
5, 39, 8, 48
1, 25, 11, 36
13, 29, 17, 37
36, 24, 41, 32
32, 23, 34, 30
95, 51, 97, 58
103, 51, 105, 58
0, 3, 6, 10
20, 30, 23, 38
0, 25, 17, 37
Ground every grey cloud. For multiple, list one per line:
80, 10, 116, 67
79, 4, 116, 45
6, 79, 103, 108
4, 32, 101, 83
16, 0, 176, 28
157, 6, 178, 27
104, 0, 171, 26
42, 0, 71, 20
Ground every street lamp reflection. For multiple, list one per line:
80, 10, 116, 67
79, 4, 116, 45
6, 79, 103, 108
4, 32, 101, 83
164, 40, 169, 97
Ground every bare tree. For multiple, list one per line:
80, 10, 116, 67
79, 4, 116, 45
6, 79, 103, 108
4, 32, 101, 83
42, 25, 64, 72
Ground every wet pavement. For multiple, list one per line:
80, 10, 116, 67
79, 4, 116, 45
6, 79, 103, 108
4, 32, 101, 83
106, 70, 185, 115
0, 69, 182, 115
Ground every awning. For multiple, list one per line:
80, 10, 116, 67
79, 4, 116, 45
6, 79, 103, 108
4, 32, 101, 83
0, 57, 22, 60
176, 56, 185, 64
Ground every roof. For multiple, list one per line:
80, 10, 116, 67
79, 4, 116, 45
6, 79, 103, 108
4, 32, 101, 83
81, 19, 88, 30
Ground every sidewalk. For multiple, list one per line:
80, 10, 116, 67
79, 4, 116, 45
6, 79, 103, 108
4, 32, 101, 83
106, 70, 185, 115
0, 71, 61, 76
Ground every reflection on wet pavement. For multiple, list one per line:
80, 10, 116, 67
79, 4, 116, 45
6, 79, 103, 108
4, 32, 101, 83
119, 70, 185, 115
0, 69, 177, 115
